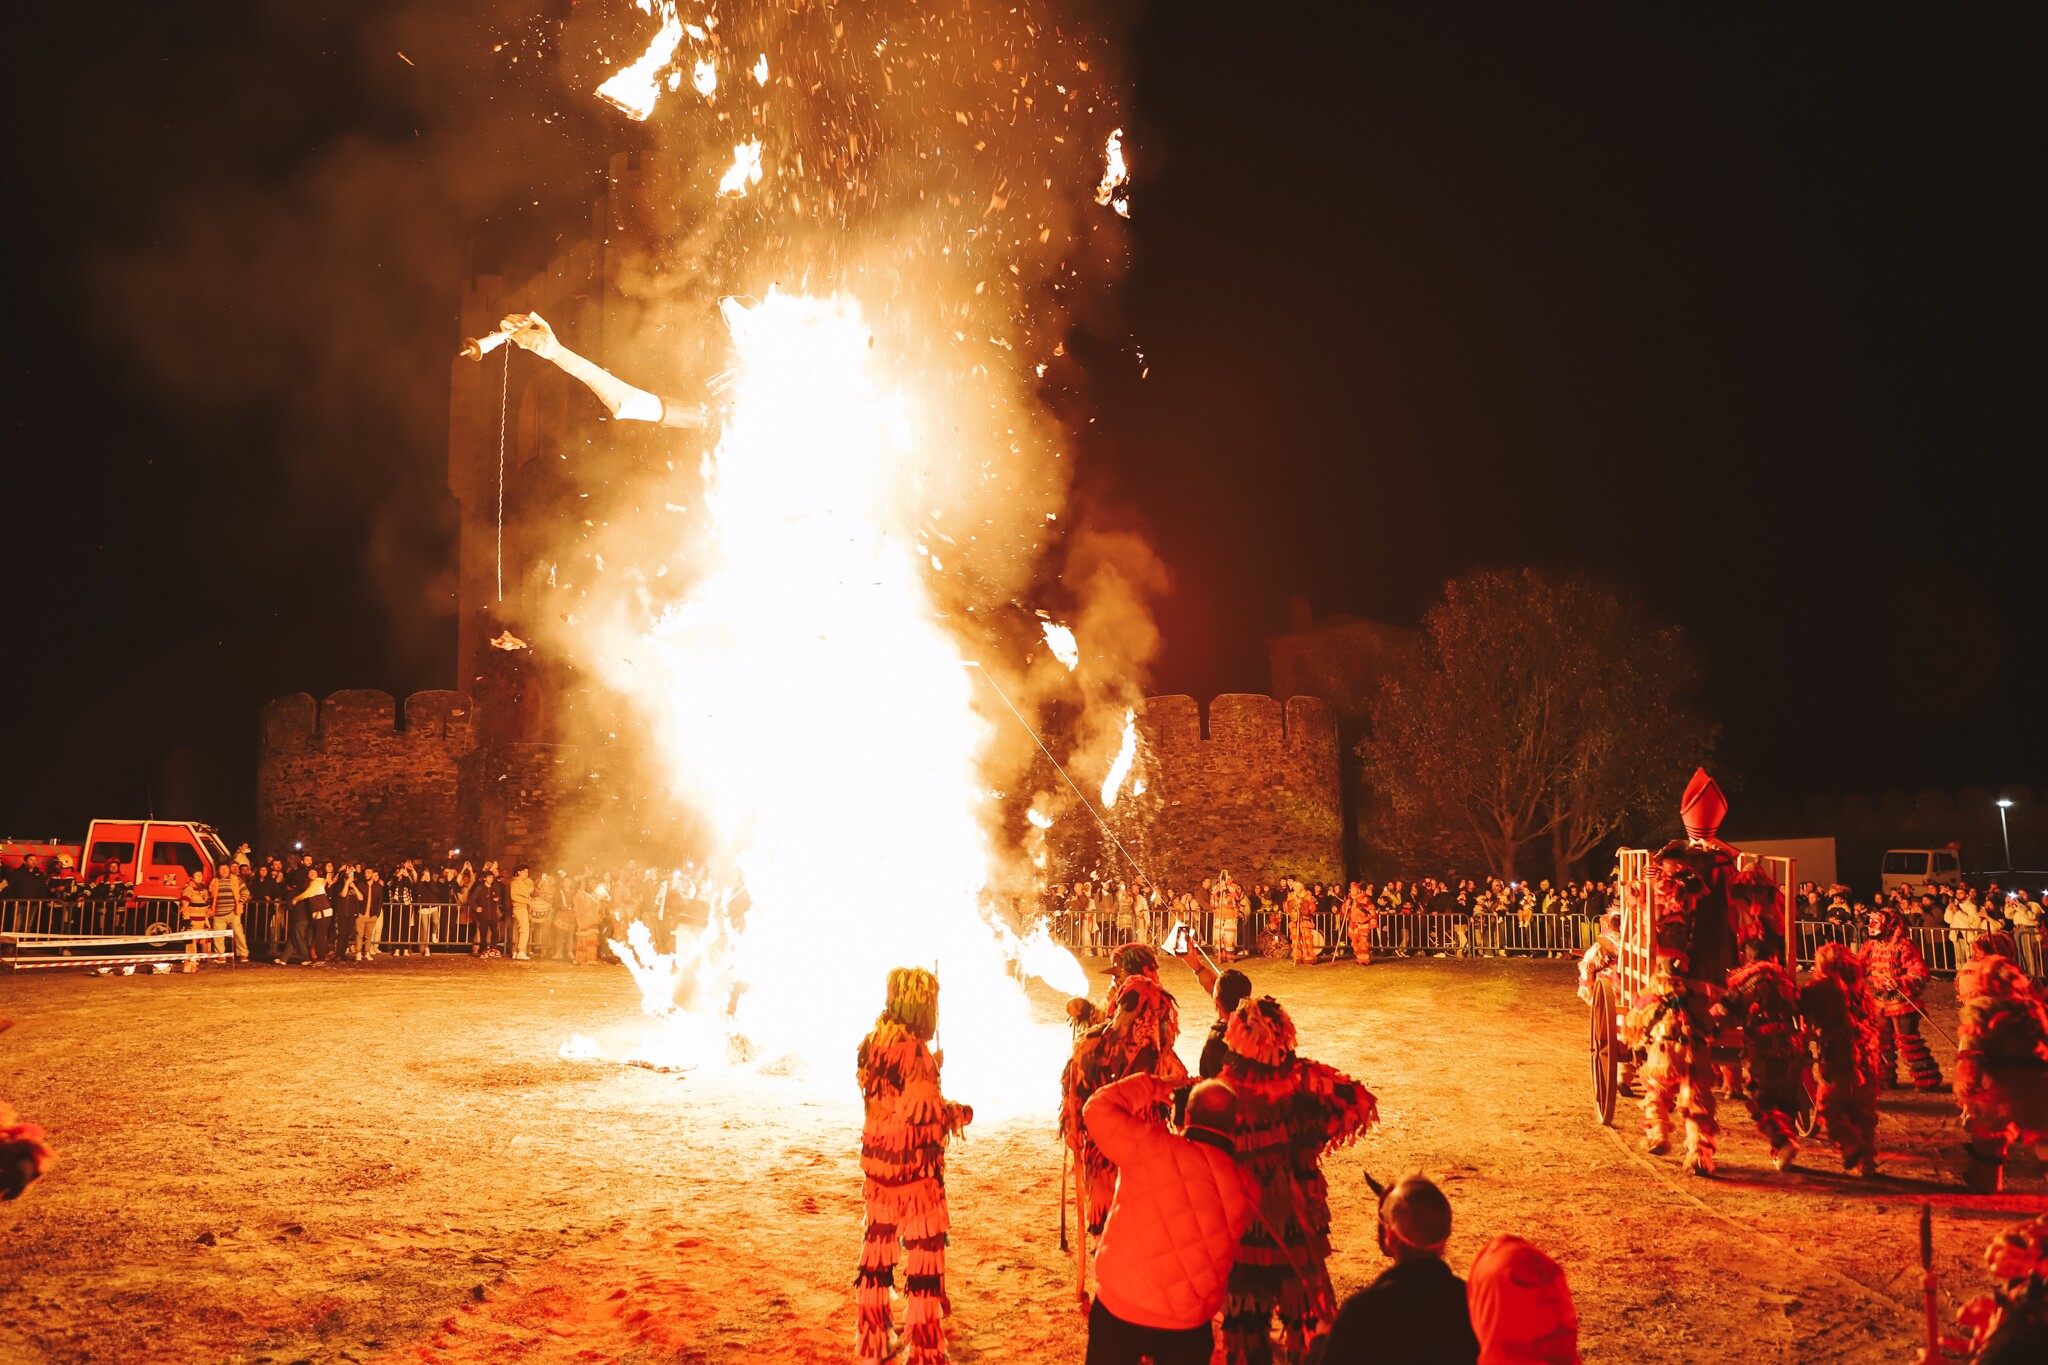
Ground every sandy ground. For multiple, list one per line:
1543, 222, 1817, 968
2, 951, 2043, 1365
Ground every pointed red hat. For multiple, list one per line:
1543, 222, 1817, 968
1680, 768, 1727, 840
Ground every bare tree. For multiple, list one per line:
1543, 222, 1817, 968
1359, 568, 1716, 882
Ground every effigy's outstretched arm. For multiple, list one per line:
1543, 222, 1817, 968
468, 312, 708, 430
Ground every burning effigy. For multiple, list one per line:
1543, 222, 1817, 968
463, 2, 1150, 1108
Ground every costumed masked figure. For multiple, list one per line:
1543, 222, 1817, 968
0, 1019, 52, 1201
1632, 768, 1747, 1176
1798, 942, 1882, 1176
1341, 883, 1377, 965
1954, 931, 2048, 1194
1285, 881, 1320, 965
1953, 1213, 2048, 1365
1061, 944, 1190, 1239
1219, 996, 1378, 1365
856, 968, 972, 1365
1212, 872, 1245, 963
1859, 903, 1945, 1091
1577, 909, 1620, 1004
1722, 941, 1806, 1170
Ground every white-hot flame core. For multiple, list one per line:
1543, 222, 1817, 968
1100, 707, 1139, 809
718, 139, 766, 196
596, 2, 684, 121
1041, 621, 1079, 671
1095, 127, 1130, 217
593, 291, 1073, 1110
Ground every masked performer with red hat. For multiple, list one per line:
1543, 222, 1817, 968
1218, 995, 1378, 1365
1860, 901, 1945, 1092
1634, 768, 1750, 1176
1954, 931, 2048, 1194
1799, 942, 1883, 1176
1062, 945, 1191, 1244
856, 968, 973, 1365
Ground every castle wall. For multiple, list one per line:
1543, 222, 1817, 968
1137, 693, 1344, 887
257, 689, 475, 864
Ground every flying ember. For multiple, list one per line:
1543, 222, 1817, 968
1042, 620, 1080, 671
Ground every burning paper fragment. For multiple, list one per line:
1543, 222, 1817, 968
595, 2, 684, 121
1095, 127, 1130, 217
719, 139, 766, 196
753, 53, 769, 86
1041, 620, 1079, 671
692, 57, 718, 98
1101, 708, 1139, 808
489, 630, 530, 651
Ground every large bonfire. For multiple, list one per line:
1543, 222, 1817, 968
531, 1, 1149, 1109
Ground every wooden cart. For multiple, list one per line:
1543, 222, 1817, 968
1590, 847, 1799, 1126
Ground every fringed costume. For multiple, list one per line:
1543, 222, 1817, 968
1723, 957, 1806, 1168
1576, 912, 1619, 1005
1955, 934, 2048, 1194
1859, 906, 1944, 1091
856, 968, 972, 1365
1285, 885, 1320, 965
1798, 943, 1882, 1176
1212, 876, 1245, 963
1218, 996, 1378, 1365
1635, 769, 1745, 1176
1954, 1213, 2048, 1364
0, 1019, 51, 1201
1061, 946, 1189, 1239
1342, 886, 1376, 965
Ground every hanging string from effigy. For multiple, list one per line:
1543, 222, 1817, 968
496, 343, 509, 602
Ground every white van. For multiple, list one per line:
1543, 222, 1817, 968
1880, 848, 1962, 894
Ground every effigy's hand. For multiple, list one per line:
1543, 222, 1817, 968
503, 312, 561, 360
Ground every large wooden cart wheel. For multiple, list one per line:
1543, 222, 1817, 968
1591, 976, 1619, 1126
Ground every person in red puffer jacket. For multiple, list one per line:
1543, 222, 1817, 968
1084, 1073, 1257, 1365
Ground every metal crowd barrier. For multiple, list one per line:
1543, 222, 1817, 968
1035, 902, 2044, 982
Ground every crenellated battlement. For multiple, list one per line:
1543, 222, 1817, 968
1132, 693, 1344, 887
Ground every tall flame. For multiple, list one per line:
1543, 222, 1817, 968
1100, 707, 1139, 809
584, 291, 1076, 1106
1096, 127, 1130, 218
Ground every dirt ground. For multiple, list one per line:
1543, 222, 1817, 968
2, 952, 2043, 1365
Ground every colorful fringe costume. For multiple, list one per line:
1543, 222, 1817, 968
0, 1019, 52, 1202
1342, 886, 1377, 965
1798, 943, 1882, 1175
1212, 876, 1245, 963
1723, 957, 1806, 1167
1218, 996, 1378, 1365
1576, 913, 1619, 1004
1955, 936, 2048, 1194
856, 968, 972, 1365
1859, 907, 1944, 1091
1061, 946, 1189, 1238
1635, 769, 1747, 1176
1286, 885, 1320, 965
1954, 1213, 2048, 1364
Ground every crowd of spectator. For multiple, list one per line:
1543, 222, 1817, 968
1038, 875, 1612, 961
164, 853, 723, 968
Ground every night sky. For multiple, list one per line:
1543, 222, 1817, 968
4, 4, 2041, 839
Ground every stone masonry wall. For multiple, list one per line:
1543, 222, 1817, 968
258, 690, 477, 866
1138, 694, 1343, 887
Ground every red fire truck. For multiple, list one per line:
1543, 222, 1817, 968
1, 819, 232, 901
